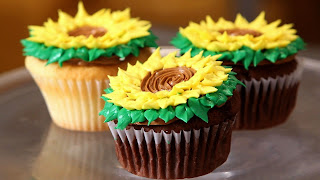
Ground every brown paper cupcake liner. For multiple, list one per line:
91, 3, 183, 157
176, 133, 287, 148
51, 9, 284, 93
108, 118, 235, 179
32, 75, 109, 131
234, 61, 303, 130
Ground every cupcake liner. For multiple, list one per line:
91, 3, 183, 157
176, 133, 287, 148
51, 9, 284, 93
234, 60, 303, 129
32, 75, 109, 131
32, 123, 112, 180
108, 118, 235, 179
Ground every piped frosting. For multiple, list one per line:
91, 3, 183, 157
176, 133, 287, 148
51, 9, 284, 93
27, 2, 151, 49
21, 2, 158, 66
100, 48, 243, 129
141, 67, 196, 93
171, 12, 305, 69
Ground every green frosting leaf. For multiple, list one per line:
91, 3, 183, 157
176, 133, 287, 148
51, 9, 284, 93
199, 96, 215, 108
58, 48, 76, 66
175, 104, 194, 123
203, 51, 217, 57
217, 83, 233, 96
294, 38, 305, 49
131, 46, 140, 57
21, 31, 158, 66
104, 87, 114, 94
170, 32, 190, 49
265, 48, 280, 63
206, 92, 228, 106
100, 73, 243, 130
115, 45, 132, 58
188, 98, 210, 122
171, 32, 306, 69
144, 109, 159, 125
287, 44, 298, 54
227, 71, 237, 75
243, 47, 254, 69
75, 47, 89, 60
99, 97, 113, 116
233, 50, 246, 63
219, 52, 233, 60
228, 74, 246, 87
101, 105, 121, 123
116, 108, 132, 129
88, 48, 105, 61
159, 106, 176, 123
47, 48, 64, 64
279, 48, 289, 59
128, 38, 144, 47
253, 50, 265, 66
191, 48, 204, 57
130, 110, 146, 123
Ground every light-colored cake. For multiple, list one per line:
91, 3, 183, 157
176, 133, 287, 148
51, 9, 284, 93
21, 2, 158, 131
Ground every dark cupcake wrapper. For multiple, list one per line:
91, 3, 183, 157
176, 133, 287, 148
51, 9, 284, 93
108, 117, 236, 179
234, 60, 303, 130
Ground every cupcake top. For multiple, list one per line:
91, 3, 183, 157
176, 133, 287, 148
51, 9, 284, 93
100, 48, 243, 130
171, 12, 305, 69
21, 2, 157, 66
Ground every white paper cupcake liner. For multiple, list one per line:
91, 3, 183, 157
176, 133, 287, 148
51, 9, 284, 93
108, 118, 235, 179
33, 75, 109, 131
234, 60, 303, 129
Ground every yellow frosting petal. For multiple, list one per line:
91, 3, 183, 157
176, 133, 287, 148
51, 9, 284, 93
179, 12, 298, 51
27, 2, 151, 49
105, 49, 231, 110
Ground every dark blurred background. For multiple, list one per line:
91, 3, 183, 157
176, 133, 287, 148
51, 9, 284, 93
1, 0, 319, 73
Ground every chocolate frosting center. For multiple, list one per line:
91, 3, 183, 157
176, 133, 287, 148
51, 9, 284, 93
68, 26, 107, 38
219, 28, 262, 37
141, 67, 196, 93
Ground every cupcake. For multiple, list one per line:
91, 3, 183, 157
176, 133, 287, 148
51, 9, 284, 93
100, 48, 242, 179
171, 12, 305, 129
21, 2, 158, 131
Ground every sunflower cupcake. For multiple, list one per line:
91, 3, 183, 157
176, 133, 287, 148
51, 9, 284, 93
171, 12, 305, 129
21, 2, 157, 131
100, 48, 242, 179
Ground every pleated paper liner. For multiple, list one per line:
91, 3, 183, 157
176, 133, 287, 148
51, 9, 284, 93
234, 59, 303, 130
33, 75, 109, 131
24, 49, 153, 132
108, 117, 235, 179
32, 123, 112, 180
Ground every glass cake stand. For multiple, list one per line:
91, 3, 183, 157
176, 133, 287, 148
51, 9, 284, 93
0, 48, 320, 180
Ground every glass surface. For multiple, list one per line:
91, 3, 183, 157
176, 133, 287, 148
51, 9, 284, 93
0, 54, 320, 180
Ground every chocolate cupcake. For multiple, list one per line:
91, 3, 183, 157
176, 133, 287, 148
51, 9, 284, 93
21, 2, 157, 131
100, 48, 242, 179
171, 12, 305, 129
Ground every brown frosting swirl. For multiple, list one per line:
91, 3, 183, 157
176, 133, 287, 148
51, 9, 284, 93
65, 56, 125, 66
62, 48, 152, 67
219, 28, 262, 37
141, 67, 196, 93
68, 26, 107, 38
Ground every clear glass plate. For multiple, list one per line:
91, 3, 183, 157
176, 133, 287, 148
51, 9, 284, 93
0, 50, 320, 180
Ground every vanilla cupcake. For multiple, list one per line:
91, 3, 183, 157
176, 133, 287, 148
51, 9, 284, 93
171, 12, 305, 129
100, 48, 242, 179
21, 2, 158, 131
